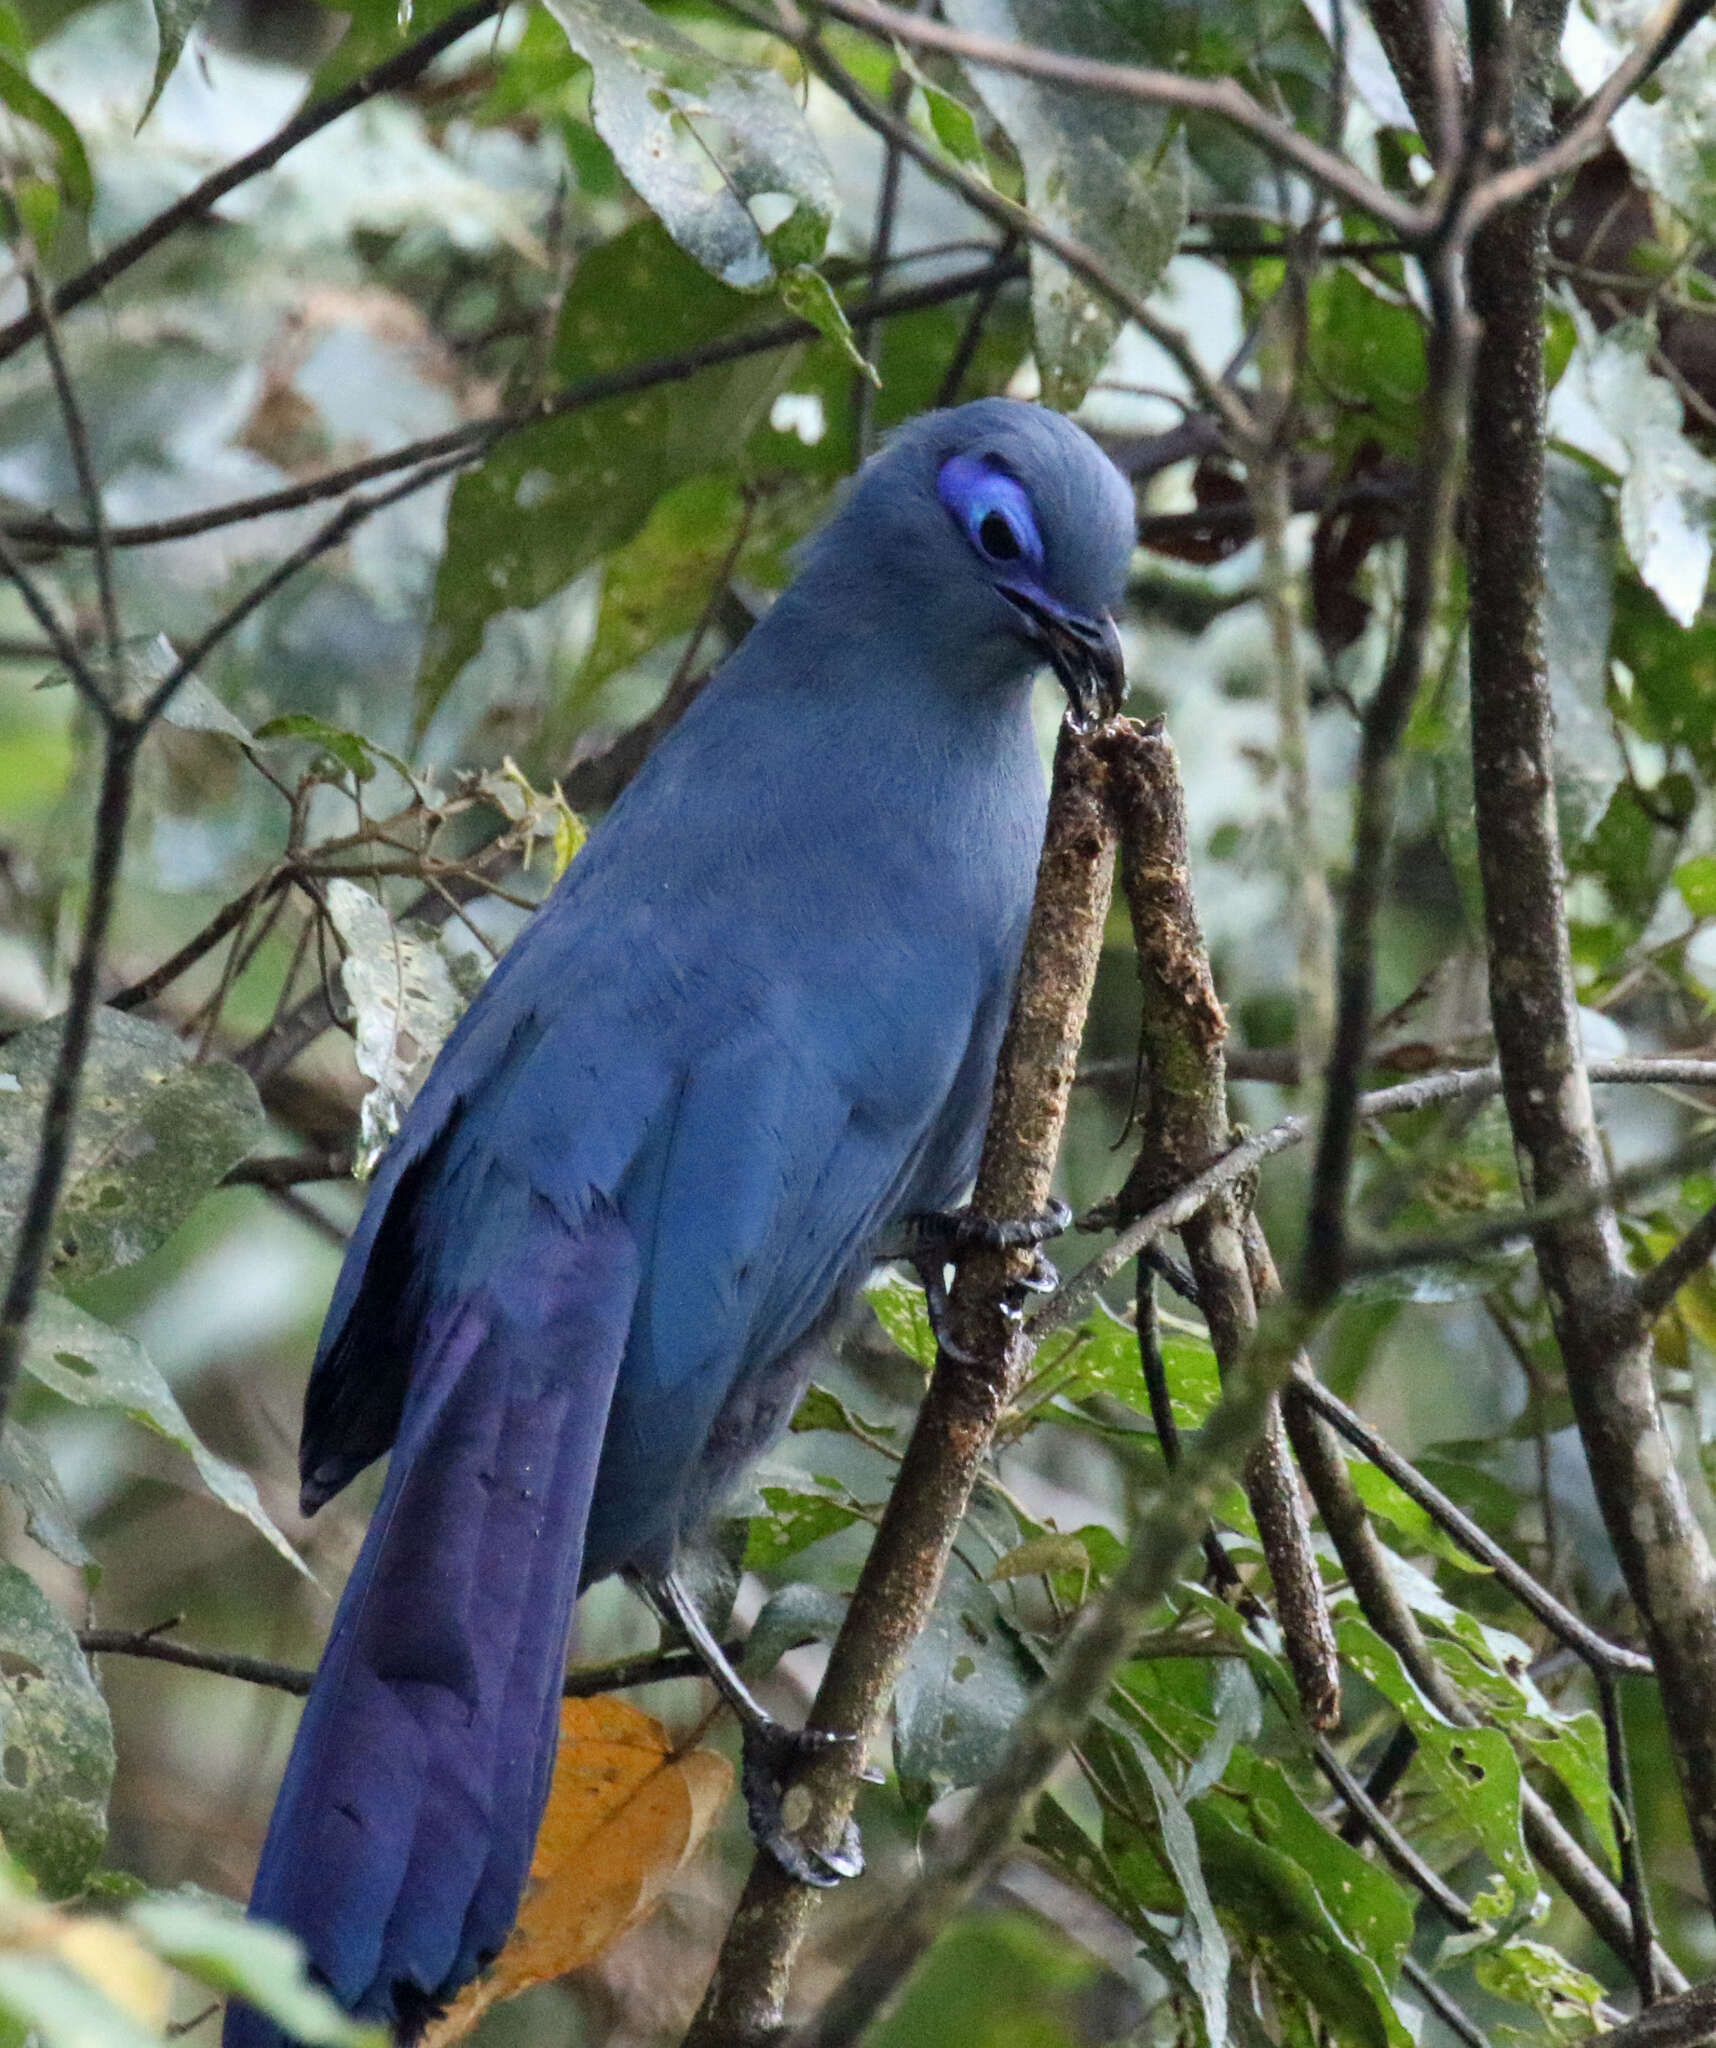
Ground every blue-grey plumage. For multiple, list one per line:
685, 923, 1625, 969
225, 399, 1134, 2047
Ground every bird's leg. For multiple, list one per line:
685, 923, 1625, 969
641, 1569, 865, 1888
902, 1198, 1072, 1355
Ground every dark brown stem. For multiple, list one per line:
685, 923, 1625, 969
1465, 34, 1716, 1905
4, 260, 1022, 555
0, 723, 140, 1436
1636, 1200, 1716, 1322
1106, 722, 1339, 1729
684, 722, 1118, 2047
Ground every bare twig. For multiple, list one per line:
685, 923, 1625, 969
800, 0, 1426, 238
0, 725, 140, 1436
77, 1627, 733, 1701
2, 258, 1023, 555
1104, 721, 1339, 1728
1636, 1199, 1716, 1322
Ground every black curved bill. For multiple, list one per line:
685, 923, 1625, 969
999, 586, 1126, 732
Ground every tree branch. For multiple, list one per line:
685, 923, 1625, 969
684, 721, 1119, 2047
801, 0, 1427, 239
2, 259, 1023, 554
1465, 12, 1716, 1910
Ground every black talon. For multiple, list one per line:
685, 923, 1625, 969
638, 1569, 868, 1887
906, 1198, 1072, 1257
739, 1720, 865, 1886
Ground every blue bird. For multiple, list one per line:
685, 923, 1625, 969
224, 398, 1134, 2047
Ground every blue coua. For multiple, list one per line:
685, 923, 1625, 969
224, 398, 1134, 2046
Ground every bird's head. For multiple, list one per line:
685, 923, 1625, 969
807, 398, 1136, 729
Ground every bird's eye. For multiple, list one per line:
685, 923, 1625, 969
977, 510, 1023, 560
937, 453, 1044, 574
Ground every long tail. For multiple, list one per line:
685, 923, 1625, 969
225, 1208, 638, 2048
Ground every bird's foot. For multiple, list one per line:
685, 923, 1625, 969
740, 1717, 865, 1888
905, 1201, 1072, 1352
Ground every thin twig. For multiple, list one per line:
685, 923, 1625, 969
77, 1627, 736, 1701
1300, 239, 1476, 1305
1, 260, 1024, 555
3, 175, 121, 664
1636, 1198, 1716, 1321
801, 0, 1425, 238
0, 724, 140, 1437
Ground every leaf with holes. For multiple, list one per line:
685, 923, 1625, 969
894, 1558, 1036, 1813
1337, 1617, 1534, 1895
0, 1426, 92, 1579
23, 1293, 306, 1576
742, 1482, 863, 1571
326, 880, 481, 1175
865, 1270, 937, 1370
0, 1561, 113, 1897
541, 0, 833, 290
0, 1009, 263, 1288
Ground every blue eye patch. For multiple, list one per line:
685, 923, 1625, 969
936, 454, 1045, 573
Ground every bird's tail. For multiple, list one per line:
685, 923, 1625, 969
224, 1210, 638, 2048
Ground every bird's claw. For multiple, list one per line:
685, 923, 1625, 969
907, 1201, 1071, 1355
740, 1718, 866, 1888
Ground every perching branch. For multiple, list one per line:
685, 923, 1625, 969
684, 721, 1118, 2047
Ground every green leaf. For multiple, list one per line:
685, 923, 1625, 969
1192, 1800, 1412, 2048
140, 0, 208, 122
1678, 853, 1716, 918
893, 1559, 1036, 1811
0, 1009, 264, 1288
1336, 1617, 1535, 1895
0, 1426, 92, 1578
0, 57, 92, 214
1136, 1740, 1229, 2048
129, 1892, 382, 2048
779, 267, 878, 386
740, 1581, 848, 1677
419, 221, 795, 728
22, 1293, 307, 1577
865, 1270, 937, 1370
0, 1560, 113, 1897
942, 0, 1186, 406
0, 1955, 158, 2048
742, 1481, 862, 1571
540, 0, 833, 290
254, 713, 379, 782
161, 673, 255, 747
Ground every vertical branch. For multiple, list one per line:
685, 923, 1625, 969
684, 724, 1118, 2048
1106, 722, 1339, 1729
1299, 244, 1475, 1303
0, 720, 141, 1432
1464, 4, 1716, 1904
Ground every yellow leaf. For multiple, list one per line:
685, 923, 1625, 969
423, 1698, 732, 2046
51, 1918, 174, 2030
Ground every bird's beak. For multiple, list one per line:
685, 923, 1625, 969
999, 586, 1126, 732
